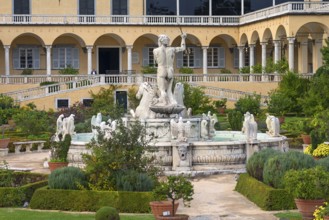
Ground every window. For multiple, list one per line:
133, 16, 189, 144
233, 48, 239, 69
13, 0, 30, 22
180, 0, 209, 16
177, 47, 202, 68
57, 99, 69, 109
13, 46, 40, 69
208, 47, 225, 68
52, 46, 79, 69
82, 99, 93, 107
212, 0, 241, 15
146, 0, 176, 15
79, 0, 95, 22
142, 47, 157, 66
112, 0, 128, 15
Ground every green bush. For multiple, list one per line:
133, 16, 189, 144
235, 94, 261, 116
21, 68, 33, 75
316, 157, 329, 171
220, 68, 231, 74
48, 167, 87, 190
40, 81, 57, 86
141, 65, 157, 74
235, 173, 295, 210
228, 110, 243, 131
58, 65, 79, 75
246, 148, 282, 181
239, 66, 250, 74
116, 170, 155, 192
179, 67, 193, 74
29, 188, 154, 213
0, 94, 16, 109
95, 206, 120, 220
263, 151, 315, 188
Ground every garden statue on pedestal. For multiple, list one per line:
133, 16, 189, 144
242, 112, 258, 141
266, 113, 280, 137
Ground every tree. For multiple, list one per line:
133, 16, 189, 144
235, 93, 261, 116
183, 83, 216, 115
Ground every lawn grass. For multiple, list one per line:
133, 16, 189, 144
274, 211, 302, 220
0, 208, 155, 220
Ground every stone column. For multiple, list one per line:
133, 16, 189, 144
261, 42, 267, 73
127, 45, 133, 72
273, 40, 281, 64
4, 45, 10, 76
241, 0, 244, 15
299, 41, 308, 74
249, 44, 255, 73
313, 39, 323, 72
238, 46, 245, 70
45, 45, 52, 76
288, 37, 295, 71
86, 46, 93, 75
202, 46, 208, 75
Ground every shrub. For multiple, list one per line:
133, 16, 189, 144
116, 170, 155, 192
312, 143, 329, 158
220, 68, 231, 74
235, 94, 261, 116
30, 188, 153, 213
21, 68, 33, 75
40, 81, 57, 86
235, 173, 295, 210
179, 67, 193, 74
228, 110, 243, 131
58, 65, 79, 75
246, 148, 282, 181
239, 66, 250, 74
284, 166, 329, 200
0, 94, 16, 109
316, 157, 329, 171
95, 206, 120, 220
251, 64, 262, 74
263, 151, 315, 188
141, 65, 157, 74
48, 166, 87, 190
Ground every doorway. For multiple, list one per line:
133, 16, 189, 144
98, 48, 120, 74
116, 91, 128, 113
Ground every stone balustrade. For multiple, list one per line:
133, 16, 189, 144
12, 141, 46, 154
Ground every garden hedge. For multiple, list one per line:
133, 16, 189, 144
30, 188, 154, 213
235, 173, 295, 210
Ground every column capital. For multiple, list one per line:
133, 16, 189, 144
45, 45, 52, 50
3, 45, 10, 49
202, 46, 209, 50
287, 37, 295, 44
273, 40, 281, 46
249, 44, 256, 48
86, 46, 93, 50
126, 45, 133, 49
260, 42, 267, 46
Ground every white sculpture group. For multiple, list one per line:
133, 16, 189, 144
91, 113, 117, 140
170, 117, 191, 142
242, 112, 258, 142
266, 113, 280, 137
201, 112, 218, 140
55, 114, 76, 141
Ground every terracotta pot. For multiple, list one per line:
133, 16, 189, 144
0, 138, 10, 149
279, 116, 285, 124
294, 198, 325, 220
301, 134, 311, 145
150, 201, 179, 219
48, 161, 69, 172
156, 214, 189, 220
324, 216, 329, 220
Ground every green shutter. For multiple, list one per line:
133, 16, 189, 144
33, 48, 40, 69
142, 47, 149, 67
72, 48, 79, 69
52, 48, 59, 69
194, 47, 202, 68
13, 48, 20, 69
218, 47, 225, 68
176, 51, 183, 68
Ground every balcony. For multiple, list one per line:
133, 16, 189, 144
0, 2, 327, 27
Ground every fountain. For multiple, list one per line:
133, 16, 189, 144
68, 33, 288, 174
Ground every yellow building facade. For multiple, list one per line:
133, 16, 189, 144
0, 0, 328, 78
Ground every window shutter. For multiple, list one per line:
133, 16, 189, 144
142, 47, 149, 67
13, 48, 20, 69
52, 48, 59, 69
233, 48, 239, 68
194, 47, 202, 68
218, 47, 225, 68
33, 48, 40, 69
176, 51, 183, 68
72, 48, 79, 69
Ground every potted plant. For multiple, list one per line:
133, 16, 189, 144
152, 175, 194, 220
314, 201, 329, 220
298, 119, 313, 145
214, 98, 227, 114
267, 91, 293, 124
284, 166, 329, 220
48, 134, 71, 172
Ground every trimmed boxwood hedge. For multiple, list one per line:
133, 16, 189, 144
235, 173, 295, 211
0, 180, 48, 207
30, 188, 154, 213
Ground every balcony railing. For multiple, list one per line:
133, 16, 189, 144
0, 2, 327, 26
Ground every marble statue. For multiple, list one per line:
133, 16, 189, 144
266, 113, 280, 137
55, 114, 65, 141
173, 82, 187, 117
170, 117, 191, 142
200, 119, 209, 140
242, 112, 257, 141
63, 114, 76, 138
131, 82, 156, 120
208, 111, 218, 136
91, 113, 102, 136
153, 33, 186, 106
